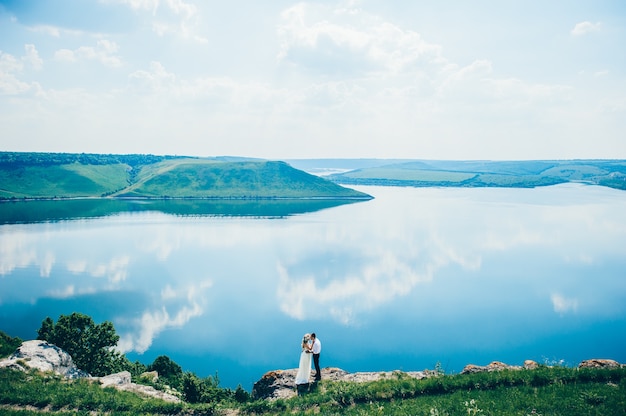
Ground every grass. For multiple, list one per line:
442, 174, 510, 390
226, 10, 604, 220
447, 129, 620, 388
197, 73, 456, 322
0, 164, 129, 198
247, 366, 626, 415
0, 368, 186, 415
2, 366, 625, 415
330, 160, 626, 190
0, 157, 371, 200
340, 168, 475, 183
116, 160, 370, 198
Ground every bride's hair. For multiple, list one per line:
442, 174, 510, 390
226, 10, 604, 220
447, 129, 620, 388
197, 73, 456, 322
302, 333, 311, 348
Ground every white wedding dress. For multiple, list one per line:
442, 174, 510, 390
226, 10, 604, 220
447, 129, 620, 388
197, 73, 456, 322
295, 345, 312, 385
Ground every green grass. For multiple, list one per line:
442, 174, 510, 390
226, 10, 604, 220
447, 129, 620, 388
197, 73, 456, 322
247, 367, 626, 415
0, 164, 129, 198
330, 160, 626, 190
0, 368, 186, 415
340, 168, 475, 183
0, 156, 371, 200
117, 160, 370, 198
2, 366, 625, 415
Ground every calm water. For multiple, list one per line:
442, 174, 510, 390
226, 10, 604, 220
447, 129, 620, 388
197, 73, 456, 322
1, 184, 625, 390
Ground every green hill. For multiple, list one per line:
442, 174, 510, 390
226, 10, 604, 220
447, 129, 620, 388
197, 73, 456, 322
0, 152, 371, 200
326, 159, 626, 190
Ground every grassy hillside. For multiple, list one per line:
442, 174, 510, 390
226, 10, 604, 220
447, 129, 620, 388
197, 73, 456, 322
113, 159, 367, 198
328, 159, 626, 190
0, 152, 371, 200
0, 164, 129, 198
1, 366, 625, 415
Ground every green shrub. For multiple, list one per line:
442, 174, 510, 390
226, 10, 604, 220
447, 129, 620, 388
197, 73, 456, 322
0, 331, 22, 358
37, 313, 123, 377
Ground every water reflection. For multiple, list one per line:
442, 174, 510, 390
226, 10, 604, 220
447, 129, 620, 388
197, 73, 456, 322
1, 184, 625, 390
0, 198, 366, 224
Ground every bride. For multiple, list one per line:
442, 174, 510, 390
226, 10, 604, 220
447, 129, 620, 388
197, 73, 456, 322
295, 333, 313, 385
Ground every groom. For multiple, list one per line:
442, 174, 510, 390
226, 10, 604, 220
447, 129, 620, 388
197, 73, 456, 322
311, 333, 322, 381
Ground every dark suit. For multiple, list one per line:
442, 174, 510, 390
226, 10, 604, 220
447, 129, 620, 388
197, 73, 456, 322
312, 338, 321, 380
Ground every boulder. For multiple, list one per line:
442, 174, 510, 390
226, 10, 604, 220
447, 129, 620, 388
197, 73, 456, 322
0, 341, 180, 403
252, 367, 433, 400
0, 340, 89, 379
524, 360, 539, 370
140, 370, 159, 383
461, 361, 522, 374
578, 359, 622, 369
98, 371, 132, 387
94, 371, 180, 403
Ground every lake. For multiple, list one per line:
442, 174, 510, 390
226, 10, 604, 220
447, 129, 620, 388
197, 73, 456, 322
1, 184, 625, 390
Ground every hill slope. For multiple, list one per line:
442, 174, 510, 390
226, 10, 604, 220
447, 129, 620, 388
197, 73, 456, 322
0, 153, 371, 200
324, 159, 626, 190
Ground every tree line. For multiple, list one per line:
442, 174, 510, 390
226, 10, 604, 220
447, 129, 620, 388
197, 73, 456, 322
0, 152, 186, 168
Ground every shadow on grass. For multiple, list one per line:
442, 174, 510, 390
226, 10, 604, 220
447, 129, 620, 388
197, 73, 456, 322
296, 380, 321, 396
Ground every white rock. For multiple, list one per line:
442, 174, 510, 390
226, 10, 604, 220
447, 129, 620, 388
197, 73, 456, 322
0, 340, 89, 379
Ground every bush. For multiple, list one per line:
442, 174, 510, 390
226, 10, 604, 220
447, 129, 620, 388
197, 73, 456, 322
0, 331, 22, 358
36, 313, 123, 376
148, 355, 183, 389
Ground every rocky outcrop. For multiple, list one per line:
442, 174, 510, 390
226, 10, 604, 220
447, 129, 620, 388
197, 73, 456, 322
0, 340, 89, 379
460, 360, 542, 374
0, 341, 180, 403
252, 367, 435, 400
578, 359, 622, 369
93, 371, 180, 403
254, 358, 625, 400
461, 359, 626, 374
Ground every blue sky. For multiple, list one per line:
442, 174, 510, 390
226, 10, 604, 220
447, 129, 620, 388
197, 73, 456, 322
1, 0, 624, 160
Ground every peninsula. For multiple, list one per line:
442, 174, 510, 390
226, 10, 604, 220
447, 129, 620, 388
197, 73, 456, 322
0, 152, 371, 200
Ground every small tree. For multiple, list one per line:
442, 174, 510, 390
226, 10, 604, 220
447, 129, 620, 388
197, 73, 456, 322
182, 372, 204, 403
148, 355, 183, 389
36, 312, 123, 376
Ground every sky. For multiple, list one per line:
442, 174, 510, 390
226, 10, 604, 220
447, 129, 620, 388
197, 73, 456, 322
0, 0, 625, 160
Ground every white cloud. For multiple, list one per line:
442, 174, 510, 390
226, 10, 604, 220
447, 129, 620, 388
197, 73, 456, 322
117, 279, 211, 353
23, 44, 43, 70
40, 252, 55, 277
67, 260, 88, 273
128, 61, 176, 93
0, 49, 44, 95
89, 255, 130, 283
277, 3, 444, 75
0, 231, 37, 275
551, 293, 579, 315
102, 0, 203, 40
53, 49, 75, 62
276, 248, 440, 325
571, 21, 601, 36
54, 39, 123, 67
47, 285, 98, 299
103, 0, 196, 17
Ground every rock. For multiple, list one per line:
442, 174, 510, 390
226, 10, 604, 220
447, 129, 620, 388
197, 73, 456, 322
0, 341, 180, 403
252, 367, 433, 400
0, 340, 89, 379
524, 360, 539, 370
578, 359, 622, 369
94, 371, 180, 403
461, 361, 522, 375
98, 371, 132, 387
116, 382, 181, 403
140, 370, 159, 383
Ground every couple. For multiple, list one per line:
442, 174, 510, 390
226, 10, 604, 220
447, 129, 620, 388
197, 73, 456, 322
295, 332, 321, 385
